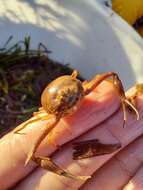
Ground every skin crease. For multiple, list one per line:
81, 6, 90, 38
12, 89, 143, 190
123, 166, 143, 190
0, 81, 143, 190
0, 81, 120, 190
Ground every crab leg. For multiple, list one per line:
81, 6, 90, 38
33, 108, 45, 116
83, 72, 139, 127
72, 73, 140, 159
13, 107, 46, 134
13, 117, 44, 134
71, 70, 78, 79
32, 156, 90, 180
22, 114, 89, 180
24, 114, 58, 165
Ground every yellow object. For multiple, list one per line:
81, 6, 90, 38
112, 0, 143, 25
137, 26, 143, 36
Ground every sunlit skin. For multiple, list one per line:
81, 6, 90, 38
13, 70, 139, 179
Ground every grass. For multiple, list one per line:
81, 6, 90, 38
0, 36, 82, 136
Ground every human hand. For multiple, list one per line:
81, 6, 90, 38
0, 81, 143, 190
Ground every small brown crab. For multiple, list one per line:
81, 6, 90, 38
13, 71, 139, 180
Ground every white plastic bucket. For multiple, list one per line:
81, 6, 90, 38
0, 0, 143, 89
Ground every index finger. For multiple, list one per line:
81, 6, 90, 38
0, 81, 120, 190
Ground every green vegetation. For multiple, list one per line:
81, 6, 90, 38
0, 36, 79, 136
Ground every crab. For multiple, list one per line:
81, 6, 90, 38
13, 70, 139, 179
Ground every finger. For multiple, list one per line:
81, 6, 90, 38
14, 87, 143, 190
0, 81, 120, 190
81, 135, 143, 190
123, 166, 143, 190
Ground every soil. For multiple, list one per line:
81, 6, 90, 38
0, 54, 83, 137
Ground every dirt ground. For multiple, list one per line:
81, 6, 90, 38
0, 54, 83, 137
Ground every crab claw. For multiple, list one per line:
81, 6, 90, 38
73, 139, 121, 160
32, 156, 91, 180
